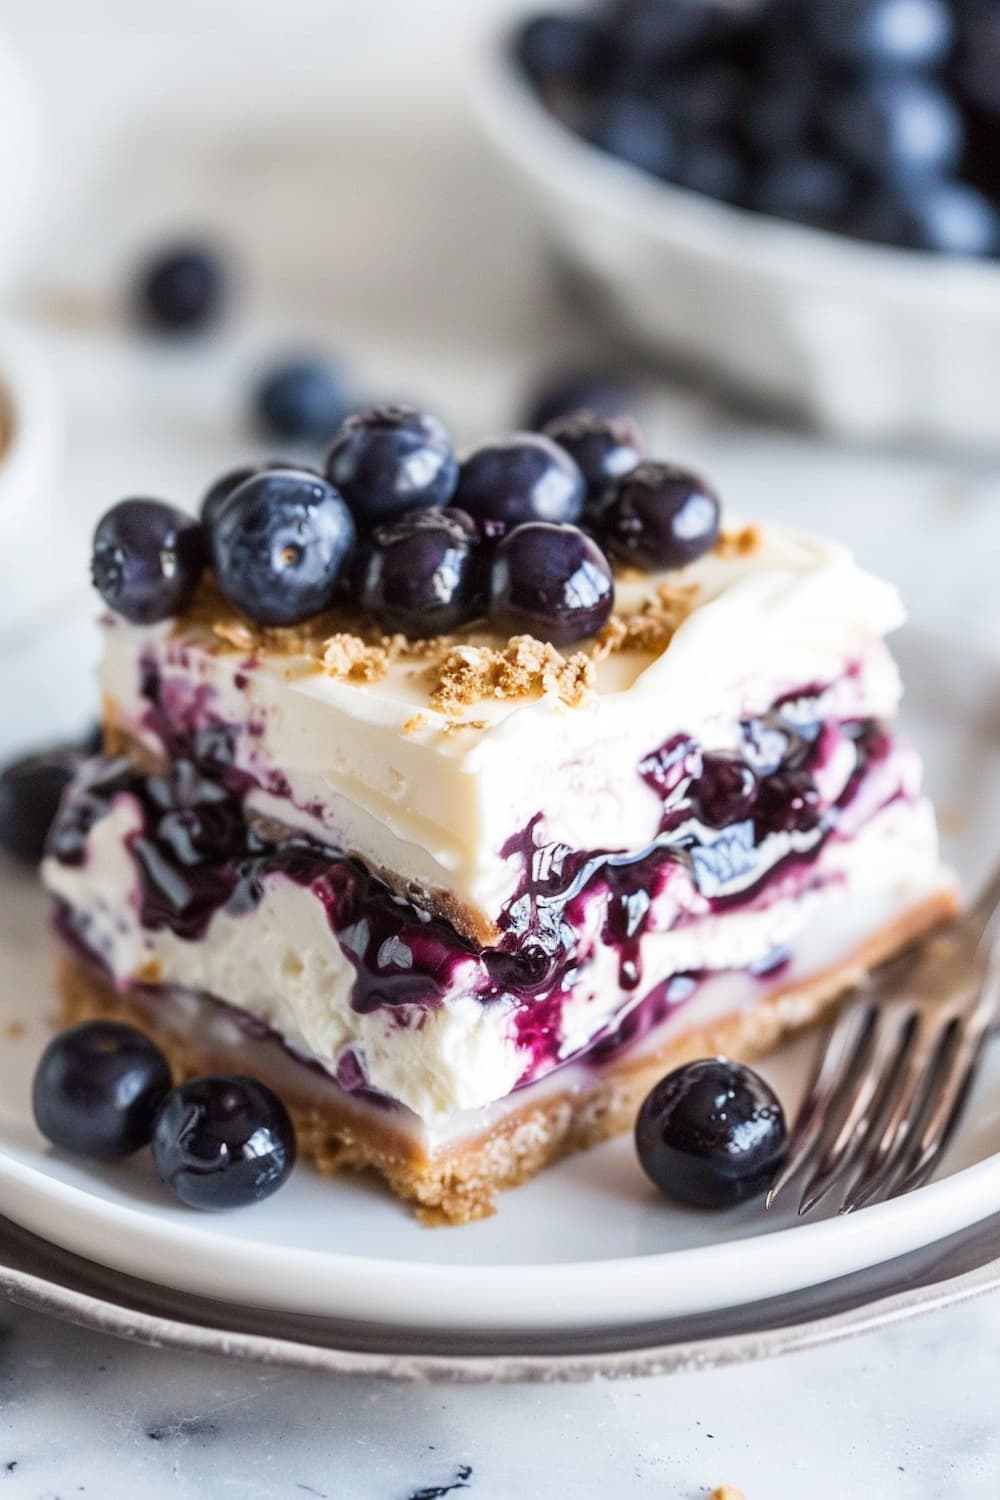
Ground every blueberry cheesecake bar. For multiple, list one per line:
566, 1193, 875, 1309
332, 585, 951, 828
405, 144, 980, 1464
42, 408, 958, 1221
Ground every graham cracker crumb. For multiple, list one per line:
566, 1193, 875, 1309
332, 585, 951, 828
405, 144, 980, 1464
715, 525, 761, 558
591, 581, 699, 660
135, 957, 162, 985
711, 1488, 747, 1500
402, 713, 429, 735
321, 633, 393, 683
427, 637, 596, 713
3, 1019, 25, 1040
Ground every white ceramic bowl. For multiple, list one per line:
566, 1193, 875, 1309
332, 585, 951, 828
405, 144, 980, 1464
473, 40, 1000, 450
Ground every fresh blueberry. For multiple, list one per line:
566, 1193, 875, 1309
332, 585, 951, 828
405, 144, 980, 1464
209, 468, 355, 627
33, 1021, 172, 1160
850, 177, 1000, 254
523, 367, 638, 430
92, 499, 205, 624
325, 407, 458, 527
455, 434, 585, 527
741, 67, 821, 160
0, 746, 82, 863
607, 0, 722, 67
669, 134, 746, 203
252, 358, 351, 443
635, 1058, 787, 1208
824, 76, 963, 182
514, 13, 604, 87
750, 153, 855, 228
599, 461, 720, 570
584, 94, 676, 178
151, 1075, 296, 1210
201, 463, 274, 529
134, 243, 226, 333
489, 522, 614, 644
542, 411, 644, 502
359, 508, 482, 636
810, 0, 954, 71
656, 62, 746, 138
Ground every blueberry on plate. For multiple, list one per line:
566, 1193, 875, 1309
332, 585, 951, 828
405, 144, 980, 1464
522, 367, 639, 431
0, 745, 82, 863
151, 1074, 296, 1210
252, 357, 351, 443
824, 75, 963, 182
455, 434, 585, 527
850, 177, 1000, 255
209, 468, 355, 627
92, 498, 205, 624
543, 411, 645, 502
33, 1021, 172, 1160
635, 1057, 787, 1208
134, 243, 226, 333
489, 521, 614, 644
325, 407, 458, 527
809, 0, 954, 71
359, 508, 482, 636
599, 461, 720, 571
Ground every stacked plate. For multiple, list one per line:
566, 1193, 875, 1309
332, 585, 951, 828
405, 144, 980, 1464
4, 628, 1000, 1379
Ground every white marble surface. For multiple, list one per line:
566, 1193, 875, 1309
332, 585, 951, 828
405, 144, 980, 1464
3, 3, 1000, 1495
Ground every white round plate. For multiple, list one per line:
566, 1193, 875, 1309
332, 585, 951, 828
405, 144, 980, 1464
471, 33, 1000, 450
1, 628, 999, 1339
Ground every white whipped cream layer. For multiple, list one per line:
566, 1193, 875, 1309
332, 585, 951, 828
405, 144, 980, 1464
98, 521, 906, 931
44, 795, 944, 1124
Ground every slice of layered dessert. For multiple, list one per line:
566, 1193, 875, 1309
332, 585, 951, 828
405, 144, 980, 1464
42, 407, 958, 1221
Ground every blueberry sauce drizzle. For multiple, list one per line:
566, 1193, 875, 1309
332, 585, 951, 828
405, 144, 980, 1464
49, 664, 901, 1078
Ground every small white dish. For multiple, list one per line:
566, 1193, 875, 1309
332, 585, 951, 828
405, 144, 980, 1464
472, 41, 1000, 450
1, 629, 999, 1338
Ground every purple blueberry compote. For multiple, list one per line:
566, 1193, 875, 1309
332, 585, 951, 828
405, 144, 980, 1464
598, 461, 720, 571
32, 1020, 172, 1159
455, 434, 586, 528
359, 508, 483, 636
635, 1058, 788, 1208
543, 410, 645, 503
325, 407, 459, 527
91, 499, 205, 624
151, 1075, 295, 1210
488, 522, 614, 644
209, 467, 355, 627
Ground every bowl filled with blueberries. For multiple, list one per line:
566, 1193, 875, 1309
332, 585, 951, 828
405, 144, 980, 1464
475, 0, 1000, 448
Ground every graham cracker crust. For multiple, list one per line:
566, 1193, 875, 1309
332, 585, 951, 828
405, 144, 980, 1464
53, 883, 957, 1226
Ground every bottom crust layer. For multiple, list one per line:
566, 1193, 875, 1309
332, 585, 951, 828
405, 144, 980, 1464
55, 885, 958, 1226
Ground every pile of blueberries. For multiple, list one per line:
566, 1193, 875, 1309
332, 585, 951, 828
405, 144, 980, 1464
515, 0, 1000, 256
32, 1020, 296, 1212
91, 403, 721, 646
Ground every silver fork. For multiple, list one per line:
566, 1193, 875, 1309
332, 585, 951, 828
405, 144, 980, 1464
766, 865, 1000, 1218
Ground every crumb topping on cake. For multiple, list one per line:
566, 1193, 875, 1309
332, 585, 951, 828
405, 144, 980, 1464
167, 570, 711, 712
715, 524, 762, 558
427, 637, 596, 712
